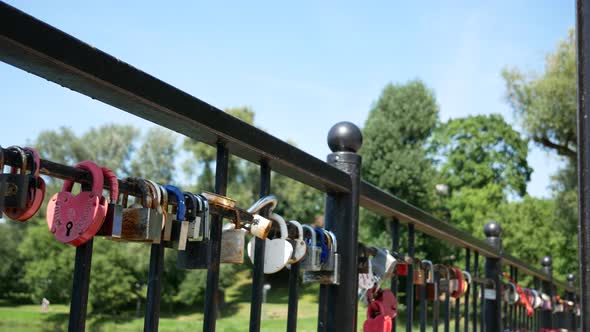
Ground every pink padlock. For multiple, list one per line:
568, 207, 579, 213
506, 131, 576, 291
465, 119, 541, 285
363, 300, 392, 332
4, 147, 46, 222
46, 161, 108, 246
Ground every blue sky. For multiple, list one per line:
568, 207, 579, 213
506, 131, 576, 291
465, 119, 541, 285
0, 1, 574, 197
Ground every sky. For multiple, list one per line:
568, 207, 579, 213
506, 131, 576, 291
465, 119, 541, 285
0, 1, 575, 197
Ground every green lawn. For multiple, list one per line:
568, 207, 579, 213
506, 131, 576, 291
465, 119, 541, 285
0, 272, 423, 331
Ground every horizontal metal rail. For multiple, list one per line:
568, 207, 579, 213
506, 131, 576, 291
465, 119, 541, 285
0, 1, 576, 293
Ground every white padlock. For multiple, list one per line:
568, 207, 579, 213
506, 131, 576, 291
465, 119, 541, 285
247, 212, 293, 274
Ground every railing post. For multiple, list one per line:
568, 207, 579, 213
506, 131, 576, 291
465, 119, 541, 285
540, 256, 553, 329
483, 222, 502, 332
567, 273, 576, 331
319, 121, 362, 332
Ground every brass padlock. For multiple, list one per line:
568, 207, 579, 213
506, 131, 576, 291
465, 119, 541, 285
114, 178, 160, 242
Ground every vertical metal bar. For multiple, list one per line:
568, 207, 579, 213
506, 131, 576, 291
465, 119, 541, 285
433, 269, 440, 332
144, 242, 165, 332
391, 218, 400, 332
249, 161, 271, 332
483, 222, 502, 332
203, 142, 229, 332
568, 274, 576, 331
472, 252, 478, 332
406, 223, 415, 332
68, 239, 93, 332
454, 291, 460, 332
321, 122, 362, 332
479, 285, 484, 332
286, 262, 300, 332
464, 249, 470, 332
509, 266, 514, 329
534, 277, 540, 332
444, 286, 450, 332
540, 256, 553, 329
576, 1, 590, 329
420, 272, 427, 332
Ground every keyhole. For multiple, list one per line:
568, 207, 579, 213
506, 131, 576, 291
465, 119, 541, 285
66, 222, 73, 236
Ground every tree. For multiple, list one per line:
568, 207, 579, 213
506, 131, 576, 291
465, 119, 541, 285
360, 80, 441, 259
361, 80, 439, 208
430, 114, 532, 197
502, 29, 576, 161
131, 127, 179, 184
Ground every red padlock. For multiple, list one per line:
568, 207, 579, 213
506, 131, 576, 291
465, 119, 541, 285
4, 147, 46, 221
363, 300, 392, 332
366, 287, 398, 319
450, 266, 465, 298
46, 161, 108, 246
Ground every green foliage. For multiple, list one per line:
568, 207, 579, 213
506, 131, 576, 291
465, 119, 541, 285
130, 127, 179, 184
445, 184, 504, 234
502, 29, 576, 161
431, 114, 532, 197
361, 80, 439, 209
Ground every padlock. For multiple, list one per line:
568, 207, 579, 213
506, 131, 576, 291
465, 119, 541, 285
144, 181, 165, 244
96, 167, 122, 238
358, 252, 375, 292
163, 185, 188, 250
418, 260, 435, 301
220, 223, 246, 263
504, 282, 519, 305
370, 247, 396, 281
300, 225, 322, 271
553, 295, 564, 313
0, 146, 30, 210
176, 193, 210, 270
4, 147, 46, 221
366, 287, 398, 319
183, 192, 199, 240
435, 264, 450, 295
114, 178, 158, 242
247, 194, 277, 215
286, 219, 306, 264
363, 299, 392, 332
303, 228, 340, 284
195, 194, 210, 240
462, 270, 471, 296
358, 244, 370, 274
46, 160, 108, 246
450, 266, 465, 298
414, 264, 425, 286
247, 212, 293, 273
531, 289, 543, 309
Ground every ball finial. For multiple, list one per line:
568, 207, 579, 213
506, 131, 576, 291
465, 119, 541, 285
541, 256, 552, 267
483, 221, 501, 238
327, 121, 363, 153
567, 273, 575, 282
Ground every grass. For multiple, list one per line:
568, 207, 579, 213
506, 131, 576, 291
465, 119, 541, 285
0, 271, 424, 331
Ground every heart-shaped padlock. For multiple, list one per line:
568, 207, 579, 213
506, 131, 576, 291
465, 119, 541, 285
247, 212, 293, 274
4, 147, 46, 221
286, 219, 306, 264
363, 300, 392, 332
46, 161, 108, 246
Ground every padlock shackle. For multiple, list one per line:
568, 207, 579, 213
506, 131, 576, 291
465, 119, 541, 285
462, 270, 472, 284
247, 194, 277, 215
165, 185, 186, 221
23, 147, 40, 178
144, 180, 161, 210
269, 212, 288, 240
7, 146, 27, 176
183, 192, 198, 222
195, 194, 210, 234
100, 167, 119, 202
302, 224, 316, 246
421, 260, 434, 283
504, 282, 519, 304
326, 230, 337, 252
122, 177, 152, 208
287, 219, 304, 242
62, 161, 104, 196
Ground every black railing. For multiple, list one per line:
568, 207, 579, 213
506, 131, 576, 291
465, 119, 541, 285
0, 1, 586, 331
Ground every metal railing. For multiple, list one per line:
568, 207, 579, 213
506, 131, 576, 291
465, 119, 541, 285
0, 1, 584, 331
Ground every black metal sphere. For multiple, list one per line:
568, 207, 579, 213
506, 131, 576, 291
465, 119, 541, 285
567, 273, 575, 282
483, 221, 501, 238
327, 121, 363, 152
541, 256, 552, 267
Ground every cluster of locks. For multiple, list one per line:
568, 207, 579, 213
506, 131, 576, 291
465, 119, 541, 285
0, 146, 339, 282
355, 246, 580, 332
